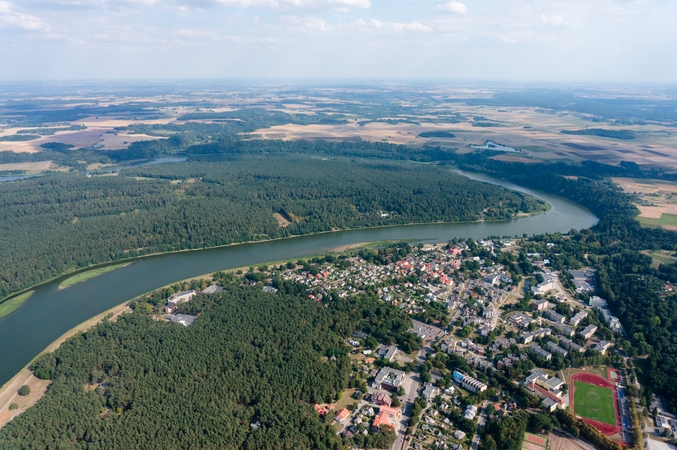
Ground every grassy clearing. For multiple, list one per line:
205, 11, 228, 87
573, 380, 616, 425
0, 291, 34, 319
59, 262, 130, 288
638, 213, 677, 228
642, 250, 675, 268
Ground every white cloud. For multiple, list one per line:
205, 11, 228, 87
0, 1, 49, 31
173, 28, 217, 38
213, 0, 370, 10
436, 1, 467, 14
282, 15, 327, 32
352, 18, 433, 33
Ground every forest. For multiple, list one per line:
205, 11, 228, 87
0, 155, 544, 300
560, 129, 636, 139
0, 284, 356, 449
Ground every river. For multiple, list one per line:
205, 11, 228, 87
0, 170, 597, 386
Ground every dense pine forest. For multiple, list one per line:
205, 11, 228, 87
0, 280, 415, 449
0, 155, 544, 299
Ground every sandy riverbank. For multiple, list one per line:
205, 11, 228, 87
0, 302, 131, 429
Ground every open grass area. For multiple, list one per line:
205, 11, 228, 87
638, 213, 677, 228
0, 291, 34, 319
573, 380, 616, 425
59, 262, 130, 288
642, 250, 676, 268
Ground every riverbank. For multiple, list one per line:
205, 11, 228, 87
0, 242, 378, 430
0, 170, 599, 390
0, 212, 540, 307
0, 291, 34, 319
59, 262, 132, 289
0, 302, 131, 429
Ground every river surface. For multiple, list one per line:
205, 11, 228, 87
0, 170, 598, 386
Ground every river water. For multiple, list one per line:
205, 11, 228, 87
0, 170, 598, 386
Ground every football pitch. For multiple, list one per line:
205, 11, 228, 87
573, 380, 616, 425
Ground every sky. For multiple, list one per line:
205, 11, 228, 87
0, 0, 676, 82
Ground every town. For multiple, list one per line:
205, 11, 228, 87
145, 235, 657, 450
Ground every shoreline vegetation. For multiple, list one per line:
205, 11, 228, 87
0, 156, 549, 302
0, 291, 34, 319
0, 302, 131, 428
0, 199, 555, 307
0, 242, 377, 428
58, 262, 132, 289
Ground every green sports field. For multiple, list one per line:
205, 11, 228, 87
573, 380, 616, 425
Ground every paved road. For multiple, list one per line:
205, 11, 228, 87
470, 401, 487, 450
395, 346, 431, 450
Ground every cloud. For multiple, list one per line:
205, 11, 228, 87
436, 1, 467, 14
352, 18, 433, 33
0, 1, 49, 31
540, 13, 581, 28
282, 15, 328, 32
173, 28, 217, 38
213, 0, 370, 10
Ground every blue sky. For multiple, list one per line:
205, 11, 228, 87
0, 0, 676, 82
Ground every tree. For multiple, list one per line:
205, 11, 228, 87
9, 403, 18, 411
17, 385, 30, 396
479, 435, 498, 450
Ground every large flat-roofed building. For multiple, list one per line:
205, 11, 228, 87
552, 323, 575, 337
165, 290, 196, 314
452, 370, 487, 393
559, 337, 585, 353
373, 367, 406, 391
579, 324, 598, 339
546, 341, 568, 357
570, 311, 588, 327
528, 344, 552, 361
543, 309, 565, 324
170, 313, 198, 327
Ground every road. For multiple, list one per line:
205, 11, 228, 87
395, 345, 432, 450
470, 401, 487, 450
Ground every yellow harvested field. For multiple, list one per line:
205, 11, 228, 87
73, 117, 176, 127
251, 105, 677, 168
99, 133, 165, 150
0, 161, 53, 172
614, 178, 677, 226
637, 206, 665, 219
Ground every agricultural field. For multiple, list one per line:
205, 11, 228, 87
573, 380, 617, 426
613, 178, 677, 230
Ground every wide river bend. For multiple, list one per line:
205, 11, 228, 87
0, 170, 598, 386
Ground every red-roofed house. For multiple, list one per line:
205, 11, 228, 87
373, 406, 400, 430
335, 408, 351, 422
313, 404, 329, 416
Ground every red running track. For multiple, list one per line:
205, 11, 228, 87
569, 372, 622, 437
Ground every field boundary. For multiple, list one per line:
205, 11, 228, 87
569, 372, 621, 436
